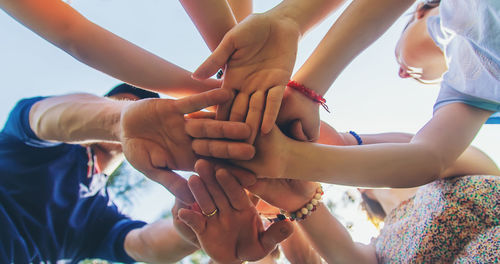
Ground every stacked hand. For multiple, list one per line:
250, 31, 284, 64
120, 88, 254, 203
177, 160, 294, 263
193, 13, 301, 143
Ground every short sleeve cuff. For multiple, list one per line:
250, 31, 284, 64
98, 219, 147, 263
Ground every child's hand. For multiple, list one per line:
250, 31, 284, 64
192, 13, 300, 143
277, 86, 321, 141
178, 160, 293, 263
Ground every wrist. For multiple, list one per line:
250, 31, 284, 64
113, 100, 133, 142
340, 131, 363, 146
123, 228, 145, 262
264, 6, 303, 37
275, 184, 324, 222
287, 81, 329, 113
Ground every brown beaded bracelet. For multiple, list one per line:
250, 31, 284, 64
267, 185, 324, 222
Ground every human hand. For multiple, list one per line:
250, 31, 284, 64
120, 88, 254, 203
210, 163, 318, 213
192, 13, 301, 143
276, 86, 321, 141
192, 124, 292, 180
178, 160, 294, 263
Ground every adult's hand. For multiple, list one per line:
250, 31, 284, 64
192, 13, 300, 143
178, 160, 294, 263
120, 88, 253, 203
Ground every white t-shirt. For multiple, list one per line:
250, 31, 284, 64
429, 0, 500, 124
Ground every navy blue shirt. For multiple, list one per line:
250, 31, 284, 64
0, 97, 146, 263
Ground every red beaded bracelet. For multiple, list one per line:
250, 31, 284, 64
287, 80, 330, 113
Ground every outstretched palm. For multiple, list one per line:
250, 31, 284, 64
193, 13, 301, 143
120, 89, 248, 203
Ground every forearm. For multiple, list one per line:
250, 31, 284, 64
29, 94, 128, 143
281, 222, 324, 264
287, 140, 443, 187
292, 0, 415, 95
179, 0, 237, 51
354, 132, 499, 176
268, 0, 346, 36
299, 203, 377, 264
283, 103, 492, 187
1, 0, 214, 97
124, 220, 198, 263
339, 132, 414, 146
227, 0, 253, 22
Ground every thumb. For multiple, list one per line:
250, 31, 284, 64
260, 220, 294, 252
174, 88, 232, 114
289, 120, 309, 141
192, 36, 235, 80
178, 208, 207, 234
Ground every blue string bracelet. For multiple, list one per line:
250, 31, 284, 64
348, 131, 363, 145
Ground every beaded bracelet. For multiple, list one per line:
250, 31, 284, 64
287, 80, 330, 113
267, 185, 324, 223
348, 130, 363, 145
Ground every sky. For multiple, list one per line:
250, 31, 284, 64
1, 0, 499, 252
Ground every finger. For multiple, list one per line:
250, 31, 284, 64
215, 168, 253, 211
150, 169, 195, 204
185, 119, 251, 140
192, 139, 255, 160
260, 220, 294, 253
195, 159, 231, 212
245, 91, 265, 144
261, 86, 285, 134
186, 111, 216, 119
229, 92, 250, 122
201, 78, 223, 89
192, 36, 235, 80
178, 208, 207, 234
188, 175, 217, 217
175, 88, 232, 114
214, 163, 256, 187
289, 120, 309, 141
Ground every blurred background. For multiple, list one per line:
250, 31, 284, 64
1, 0, 498, 263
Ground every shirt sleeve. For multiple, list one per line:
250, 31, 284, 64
94, 219, 147, 263
1, 96, 62, 148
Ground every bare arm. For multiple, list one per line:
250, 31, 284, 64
297, 203, 377, 264
124, 219, 198, 264
341, 131, 500, 178
283, 104, 497, 187
1, 0, 218, 97
29, 93, 126, 143
280, 222, 324, 264
277, 0, 414, 140
293, 0, 416, 96
227, 0, 252, 22
179, 0, 237, 52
